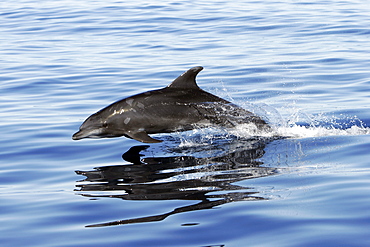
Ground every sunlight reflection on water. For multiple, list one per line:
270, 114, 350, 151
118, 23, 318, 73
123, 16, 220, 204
1, 0, 370, 246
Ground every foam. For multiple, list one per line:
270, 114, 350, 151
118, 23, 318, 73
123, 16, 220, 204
231, 123, 370, 139
176, 117, 370, 148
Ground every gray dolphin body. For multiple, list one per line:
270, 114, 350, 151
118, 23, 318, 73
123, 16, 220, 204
72, 66, 270, 143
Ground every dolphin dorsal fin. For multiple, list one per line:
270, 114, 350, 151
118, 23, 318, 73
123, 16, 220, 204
167, 66, 203, 89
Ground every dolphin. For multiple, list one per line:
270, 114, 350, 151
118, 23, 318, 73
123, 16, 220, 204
72, 66, 270, 143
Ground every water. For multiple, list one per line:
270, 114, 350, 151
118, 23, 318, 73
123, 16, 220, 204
1, 0, 370, 246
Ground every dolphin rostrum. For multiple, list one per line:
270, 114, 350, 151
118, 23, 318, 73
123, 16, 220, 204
72, 66, 270, 143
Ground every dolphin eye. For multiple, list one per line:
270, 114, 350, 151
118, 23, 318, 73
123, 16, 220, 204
103, 122, 108, 128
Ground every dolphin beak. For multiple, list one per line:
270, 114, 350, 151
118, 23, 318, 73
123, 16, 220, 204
72, 128, 106, 140
72, 130, 84, 140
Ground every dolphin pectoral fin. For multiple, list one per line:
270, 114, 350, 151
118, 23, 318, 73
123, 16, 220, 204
126, 131, 162, 143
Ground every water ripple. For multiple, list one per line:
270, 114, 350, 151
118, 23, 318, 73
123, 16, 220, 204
1, 0, 370, 246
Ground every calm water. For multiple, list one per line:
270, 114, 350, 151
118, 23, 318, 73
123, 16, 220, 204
1, 0, 370, 246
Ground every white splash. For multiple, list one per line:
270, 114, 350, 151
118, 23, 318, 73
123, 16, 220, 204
176, 111, 370, 148
231, 123, 370, 139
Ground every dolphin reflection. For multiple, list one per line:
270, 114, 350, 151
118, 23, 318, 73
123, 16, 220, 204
75, 139, 277, 227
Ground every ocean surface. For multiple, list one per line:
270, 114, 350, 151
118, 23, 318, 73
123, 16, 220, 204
1, 0, 370, 246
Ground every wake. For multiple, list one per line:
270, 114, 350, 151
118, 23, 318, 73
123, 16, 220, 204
173, 111, 370, 148
231, 123, 370, 139
232, 102, 370, 139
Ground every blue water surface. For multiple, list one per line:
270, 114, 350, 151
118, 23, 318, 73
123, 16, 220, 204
1, 0, 370, 246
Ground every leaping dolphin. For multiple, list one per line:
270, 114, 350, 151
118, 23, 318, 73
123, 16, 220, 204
72, 66, 270, 143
